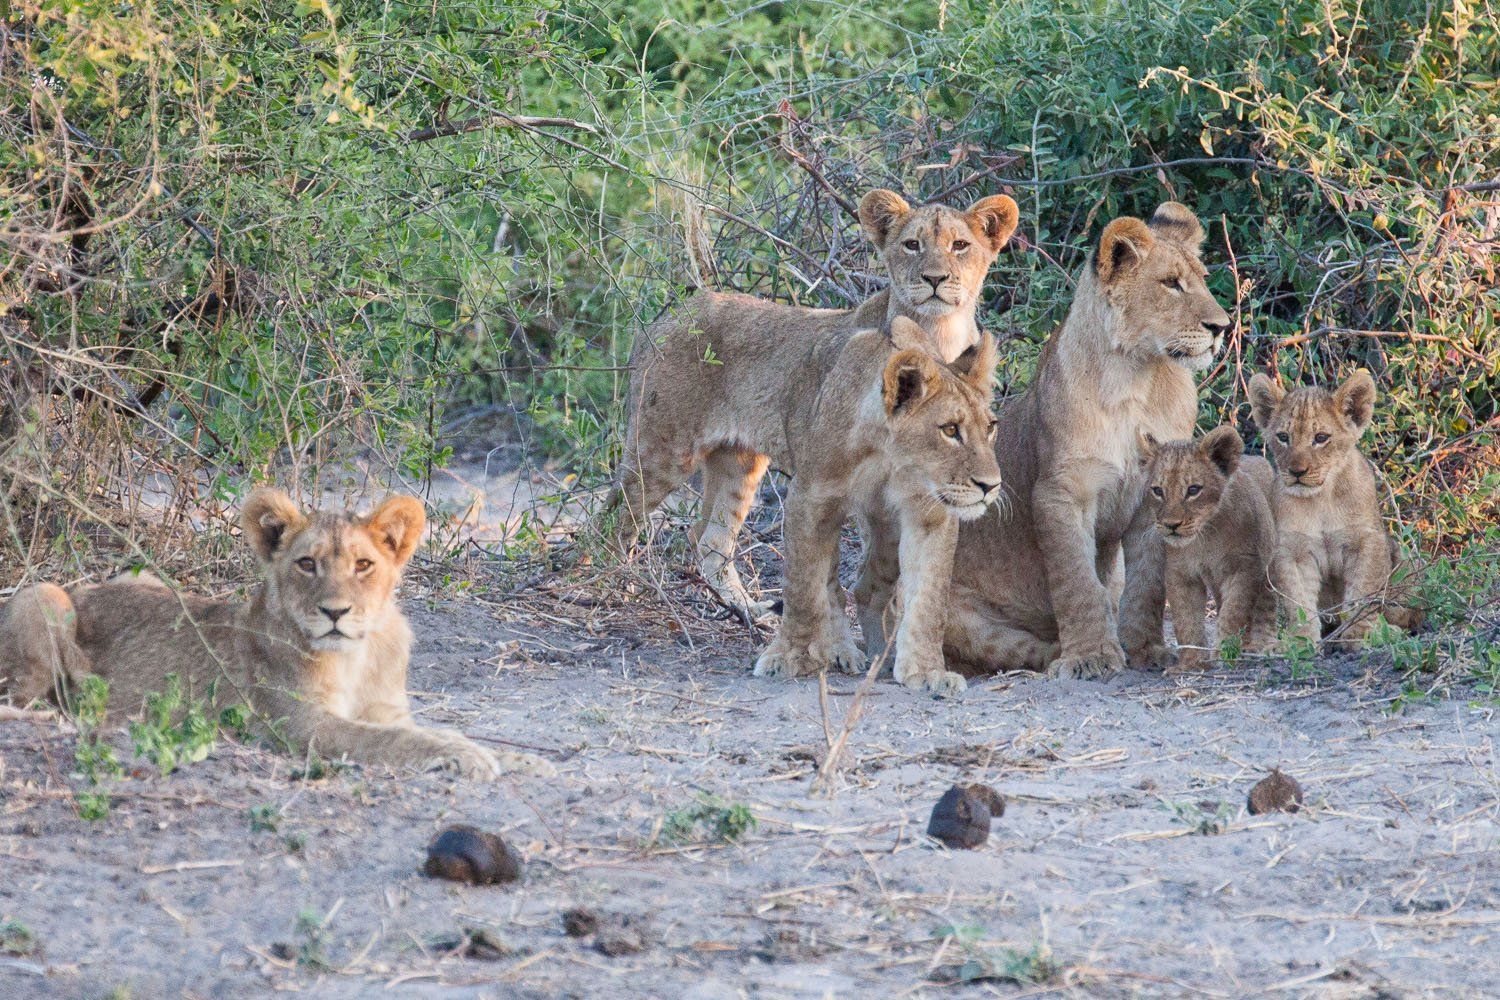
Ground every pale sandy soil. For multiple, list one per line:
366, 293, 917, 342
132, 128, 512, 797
2, 565, 1497, 999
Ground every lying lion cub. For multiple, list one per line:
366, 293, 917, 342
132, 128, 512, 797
0, 490, 552, 778
1140, 426, 1278, 671
610, 188, 1018, 620
1249, 371, 1422, 648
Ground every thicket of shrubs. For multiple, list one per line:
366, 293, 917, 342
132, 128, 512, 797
2, 1, 1495, 580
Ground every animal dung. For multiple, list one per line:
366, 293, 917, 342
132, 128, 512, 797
562, 907, 598, 938
422, 825, 522, 885
927, 783, 1005, 849
1247, 769, 1304, 815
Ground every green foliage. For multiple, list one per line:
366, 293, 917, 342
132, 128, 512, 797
250, 804, 281, 834
659, 793, 757, 844
0, 918, 36, 957
128, 674, 219, 775
933, 924, 1060, 985
1162, 798, 1236, 836
69, 675, 122, 821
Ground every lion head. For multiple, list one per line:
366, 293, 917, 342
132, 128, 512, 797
241, 489, 425, 651
1139, 425, 1243, 546
1248, 370, 1376, 497
1091, 203, 1231, 370
859, 189, 1019, 322
880, 318, 1003, 521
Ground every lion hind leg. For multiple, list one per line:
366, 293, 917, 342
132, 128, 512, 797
694, 446, 771, 619
0, 583, 91, 706
942, 588, 1056, 675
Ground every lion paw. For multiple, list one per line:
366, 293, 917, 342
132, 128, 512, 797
1046, 641, 1126, 680
828, 636, 866, 675
494, 750, 559, 778
434, 737, 504, 780
894, 651, 966, 698
1127, 641, 1174, 671
753, 642, 817, 679
1164, 647, 1209, 676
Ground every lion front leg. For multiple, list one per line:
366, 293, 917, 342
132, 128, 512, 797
1164, 570, 1210, 674
1272, 546, 1323, 648
852, 511, 900, 673
1119, 500, 1171, 669
1330, 536, 1396, 650
890, 510, 965, 697
1033, 480, 1126, 680
753, 485, 850, 681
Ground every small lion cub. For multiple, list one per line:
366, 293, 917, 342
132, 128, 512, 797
1249, 370, 1421, 648
1140, 425, 1278, 671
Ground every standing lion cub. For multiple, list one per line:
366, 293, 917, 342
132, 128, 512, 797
1140, 425, 1278, 671
0, 490, 552, 778
1249, 371, 1422, 648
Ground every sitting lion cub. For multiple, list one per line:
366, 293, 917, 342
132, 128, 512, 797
1249, 371, 1421, 648
0, 490, 552, 778
1140, 426, 1278, 671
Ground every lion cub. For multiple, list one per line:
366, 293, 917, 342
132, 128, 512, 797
1140, 426, 1277, 671
0, 490, 552, 779
1249, 371, 1421, 648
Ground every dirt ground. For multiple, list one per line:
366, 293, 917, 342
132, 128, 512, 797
2, 554, 1497, 1000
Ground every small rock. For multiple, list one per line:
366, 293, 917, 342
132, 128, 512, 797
422, 825, 523, 885
927, 784, 997, 848
1247, 769, 1304, 815
562, 907, 598, 938
964, 783, 1006, 818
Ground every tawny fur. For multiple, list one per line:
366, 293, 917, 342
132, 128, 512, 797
1140, 426, 1278, 671
0, 490, 553, 779
608, 189, 1018, 619
924, 203, 1234, 680
1248, 371, 1423, 648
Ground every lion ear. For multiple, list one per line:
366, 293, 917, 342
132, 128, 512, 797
859, 189, 912, 251
951, 330, 998, 392
882, 349, 940, 415
1137, 431, 1161, 469
965, 194, 1019, 253
242, 488, 307, 563
364, 496, 427, 568
1148, 202, 1206, 249
1096, 217, 1155, 286
1199, 425, 1244, 478
1334, 369, 1377, 432
1247, 373, 1286, 429
887, 316, 928, 352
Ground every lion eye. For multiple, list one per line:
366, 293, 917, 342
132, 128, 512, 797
903, 239, 920, 251
1313, 432, 1330, 445
354, 559, 373, 573
940, 423, 961, 440
1276, 432, 1289, 444
1162, 277, 1183, 292
1151, 486, 1164, 498
986, 419, 998, 440
295, 557, 317, 574
1185, 484, 1202, 498
952, 239, 970, 251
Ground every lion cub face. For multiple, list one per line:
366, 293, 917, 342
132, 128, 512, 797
1249, 371, 1376, 496
881, 322, 1003, 521
242, 490, 425, 651
859, 190, 1019, 321
1140, 426, 1243, 546
1095, 203, 1231, 371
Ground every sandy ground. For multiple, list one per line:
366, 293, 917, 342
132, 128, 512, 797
2, 562, 1497, 999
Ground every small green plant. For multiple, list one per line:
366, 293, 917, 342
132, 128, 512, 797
218, 703, 255, 743
0, 918, 36, 956
69, 676, 122, 821
659, 794, 757, 844
249, 804, 281, 833
1162, 799, 1235, 836
128, 674, 219, 775
1278, 628, 1322, 682
932, 924, 1059, 985
1218, 633, 1243, 666
284, 832, 308, 855
291, 907, 333, 971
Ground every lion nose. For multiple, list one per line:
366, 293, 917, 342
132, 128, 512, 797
1161, 520, 1183, 532
1289, 467, 1308, 479
922, 273, 948, 291
971, 477, 1000, 497
1202, 319, 1231, 337
320, 605, 351, 623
